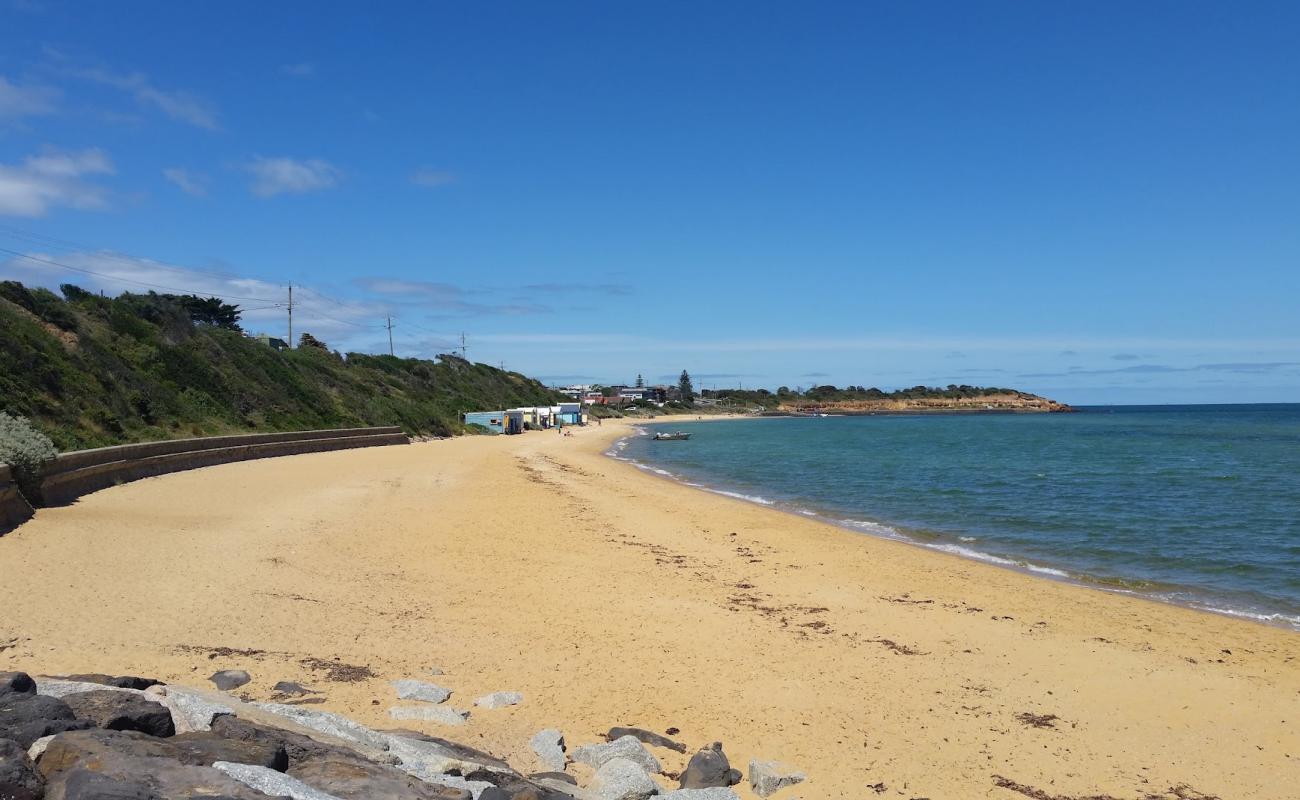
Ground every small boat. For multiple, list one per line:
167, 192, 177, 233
653, 431, 691, 441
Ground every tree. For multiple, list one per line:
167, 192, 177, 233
299, 332, 329, 350
177, 295, 242, 330
678, 370, 695, 404
635, 374, 644, 388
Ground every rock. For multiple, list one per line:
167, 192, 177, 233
37, 733, 272, 799
679, 743, 741, 789
473, 692, 522, 710
169, 730, 289, 770
606, 727, 686, 754
0, 692, 95, 747
529, 772, 576, 785
479, 777, 582, 799
274, 681, 317, 696
392, 680, 452, 704
209, 669, 252, 691
747, 759, 805, 798
34, 678, 144, 699
0, 737, 44, 800
382, 730, 514, 776
0, 672, 36, 696
215, 760, 344, 798
27, 734, 55, 760
529, 728, 566, 772
290, 753, 473, 799
428, 667, 446, 676
571, 736, 660, 774
54, 673, 162, 690
210, 715, 376, 770
42, 768, 158, 799
389, 706, 468, 725
413, 772, 496, 800
35, 727, 282, 774
589, 757, 658, 800
144, 684, 233, 732
254, 701, 392, 752
61, 689, 176, 737
659, 789, 740, 800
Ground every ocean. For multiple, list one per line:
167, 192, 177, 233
613, 405, 1300, 629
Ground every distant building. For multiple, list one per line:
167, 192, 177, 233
253, 333, 289, 351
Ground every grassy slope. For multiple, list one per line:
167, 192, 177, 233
0, 283, 563, 450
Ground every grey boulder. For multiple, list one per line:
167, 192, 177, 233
254, 701, 392, 751
143, 684, 234, 733
290, 753, 473, 799
571, 736, 660, 774
215, 759, 344, 798
209, 669, 252, 691
473, 692, 522, 710
589, 757, 658, 800
748, 759, 805, 798
382, 729, 515, 777
62, 689, 176, 737
389, 706, 468, 725
679, 743, 741, 789
529, 728, 566, 772
659, 789, 740, 800
0, 737, 44, 800
392, 680, 452, 704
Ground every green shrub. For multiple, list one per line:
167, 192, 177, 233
0, 412, 58, 486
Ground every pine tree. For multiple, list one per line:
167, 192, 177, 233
635, 374, 644, 388
678, 370, 695, 403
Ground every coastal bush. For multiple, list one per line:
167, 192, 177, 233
0, 412, 58, 487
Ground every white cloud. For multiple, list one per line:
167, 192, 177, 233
162, 167, 207, 197
0, 76, 59, 119
244, 157, 340, 197
0, 148, 114, 217
281, 62, 315, 77
410, 168, 455, 188
73, 67, 218, 129
357, 276, 549, 316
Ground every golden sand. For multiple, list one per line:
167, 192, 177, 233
2, 418, 1297, 798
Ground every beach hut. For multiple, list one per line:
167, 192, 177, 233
536, 406, 553, 428
503, 410, 525, 434
555, 402, 582, 425
463, 411, 506, 433
509, 407, 540, 429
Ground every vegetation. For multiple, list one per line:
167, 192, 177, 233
0, 281, 564, 449
0, 412, 58, 489
677, 370, 695, 404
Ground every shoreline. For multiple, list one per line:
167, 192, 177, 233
610, 416, 1300, 632
2, 419, 1298, 797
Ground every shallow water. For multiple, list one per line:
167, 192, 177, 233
616, 405, 1300, 629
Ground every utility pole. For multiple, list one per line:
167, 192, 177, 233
286, 284, 294, 347
460, 331, 467, 360
385, 315, 395, 356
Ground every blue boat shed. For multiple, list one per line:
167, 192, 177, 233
464, 410, 506, 433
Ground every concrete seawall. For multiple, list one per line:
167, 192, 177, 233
35, 426, 409, 507
0, 463, 35, 535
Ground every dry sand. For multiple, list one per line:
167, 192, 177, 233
2, 418, 1298, 798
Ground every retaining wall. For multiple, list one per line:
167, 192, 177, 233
36, 426, 408, 507
0, 464, 35, 535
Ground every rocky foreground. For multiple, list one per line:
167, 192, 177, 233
0, 669, 805, 800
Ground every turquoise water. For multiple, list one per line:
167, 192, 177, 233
615, 405, 1300, 629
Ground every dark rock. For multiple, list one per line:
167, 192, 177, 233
210, 715, 372, 769
606, 727, 687, 753
0, 693, 94, 748
480, 778, 579, 800
679, 742, 741, 789
169, 731, 288, 770
49, 768, 159, 799
0, 737, 45, 800
208, 670, 251, 691
0, 672, 36, 697
55, 674, 163, 691
290, 755, 472, 799
62, 690, 176, 737
529, 772, 576, 785
43, 757, 271, 800
271, 681, 316, 696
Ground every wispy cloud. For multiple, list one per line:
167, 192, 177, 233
801, 371, 831, 377
1019, 362, 1300, 378
162, 167, 207, 197
280, 62, 315, 78
0, 148, 114, 217
356, 276, 550, 317
410, 168, 455, 188
1059, 350, 1079, 357
72, 67, 218, 129
523, 282, 633, 296
1111, 353, 1141, 361
244, 157, 340, 197
0, 76, 59, 119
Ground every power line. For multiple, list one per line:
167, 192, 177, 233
0, 224, 253, 282
291, 298, 384, 329
0, 247, 282, 302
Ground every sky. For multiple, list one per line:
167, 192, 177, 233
1, 1, 1298, 405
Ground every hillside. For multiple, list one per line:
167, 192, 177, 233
0, 281, 563, 449
699, 384, 1073, 414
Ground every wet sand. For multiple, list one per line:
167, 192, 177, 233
2, 418, 1297, 798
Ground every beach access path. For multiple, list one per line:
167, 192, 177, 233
1, 418, 1296, 798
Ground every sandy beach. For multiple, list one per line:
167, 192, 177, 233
2, 417, 1297, 798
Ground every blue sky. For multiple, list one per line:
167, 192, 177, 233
2, 1, 1297, 404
